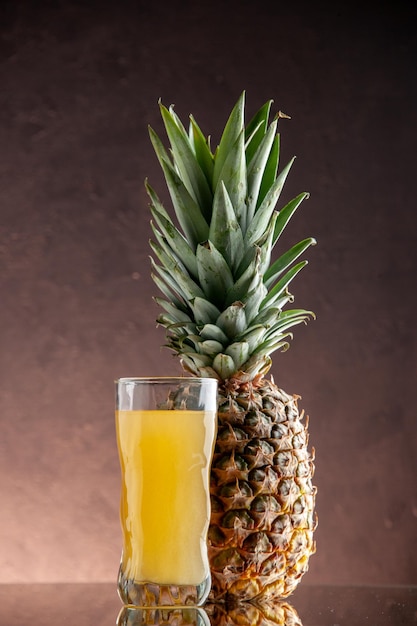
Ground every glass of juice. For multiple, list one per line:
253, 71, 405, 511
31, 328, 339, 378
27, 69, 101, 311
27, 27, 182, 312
115, 377, 218, 607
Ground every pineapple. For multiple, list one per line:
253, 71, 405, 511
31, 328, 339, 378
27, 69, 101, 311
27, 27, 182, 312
147, 92, 317, 604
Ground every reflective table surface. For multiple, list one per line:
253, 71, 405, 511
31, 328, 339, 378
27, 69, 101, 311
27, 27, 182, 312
0, 583, 416, 625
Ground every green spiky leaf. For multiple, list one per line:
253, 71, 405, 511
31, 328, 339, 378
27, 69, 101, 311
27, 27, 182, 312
244, 157, 295, 247
159, 104, 213, 218
149, 150, 209, 247
189, 296, 221, 325
261, 261, 308, 309
196, 241, 234, 306
216, 302, 247, 339
189, 115, 214, 186
244, 99, 273, 163
200, 324, 229, 345
147, 182, 199, 278
258, 133, 280, 208
209, 181, 245, 271
265, 237, 317, 287
212, 353, 237, 378
273, 192, 310, 246
225, 341, 250, 370
246, 118, 277, 222
213, 92, 245, 189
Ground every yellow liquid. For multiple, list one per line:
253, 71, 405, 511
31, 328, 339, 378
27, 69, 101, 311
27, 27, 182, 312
116, 409, 216, 586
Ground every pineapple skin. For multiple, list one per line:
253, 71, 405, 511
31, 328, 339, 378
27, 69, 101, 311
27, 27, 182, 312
209, 377, 316, 603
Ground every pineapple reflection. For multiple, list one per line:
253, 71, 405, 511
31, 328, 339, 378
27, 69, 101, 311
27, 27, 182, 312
116, 606, 210, 626
206, 602, 302, 626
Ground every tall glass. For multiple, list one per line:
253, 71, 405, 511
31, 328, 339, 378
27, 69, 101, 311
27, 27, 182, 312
115, 377, 218, 606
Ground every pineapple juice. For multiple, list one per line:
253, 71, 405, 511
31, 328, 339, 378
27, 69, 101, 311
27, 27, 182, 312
116, 408, 216, 586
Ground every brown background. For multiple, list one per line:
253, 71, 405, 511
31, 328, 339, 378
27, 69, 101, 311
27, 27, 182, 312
0, 0, 416, 585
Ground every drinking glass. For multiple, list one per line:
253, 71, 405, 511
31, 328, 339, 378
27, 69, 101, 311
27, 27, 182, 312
115, 377, 218, 606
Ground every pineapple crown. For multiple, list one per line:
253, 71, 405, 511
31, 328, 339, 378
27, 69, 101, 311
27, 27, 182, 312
147, 92, 316, 383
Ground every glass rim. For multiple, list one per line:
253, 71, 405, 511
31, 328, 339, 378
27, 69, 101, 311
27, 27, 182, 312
115, 376, 218, 385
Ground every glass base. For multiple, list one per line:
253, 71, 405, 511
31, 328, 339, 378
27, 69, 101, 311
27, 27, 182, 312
117, 565, 212, 607
116, 606, 210, 626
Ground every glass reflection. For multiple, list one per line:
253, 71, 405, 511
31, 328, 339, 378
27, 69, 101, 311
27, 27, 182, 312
116, 605, 210, 626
